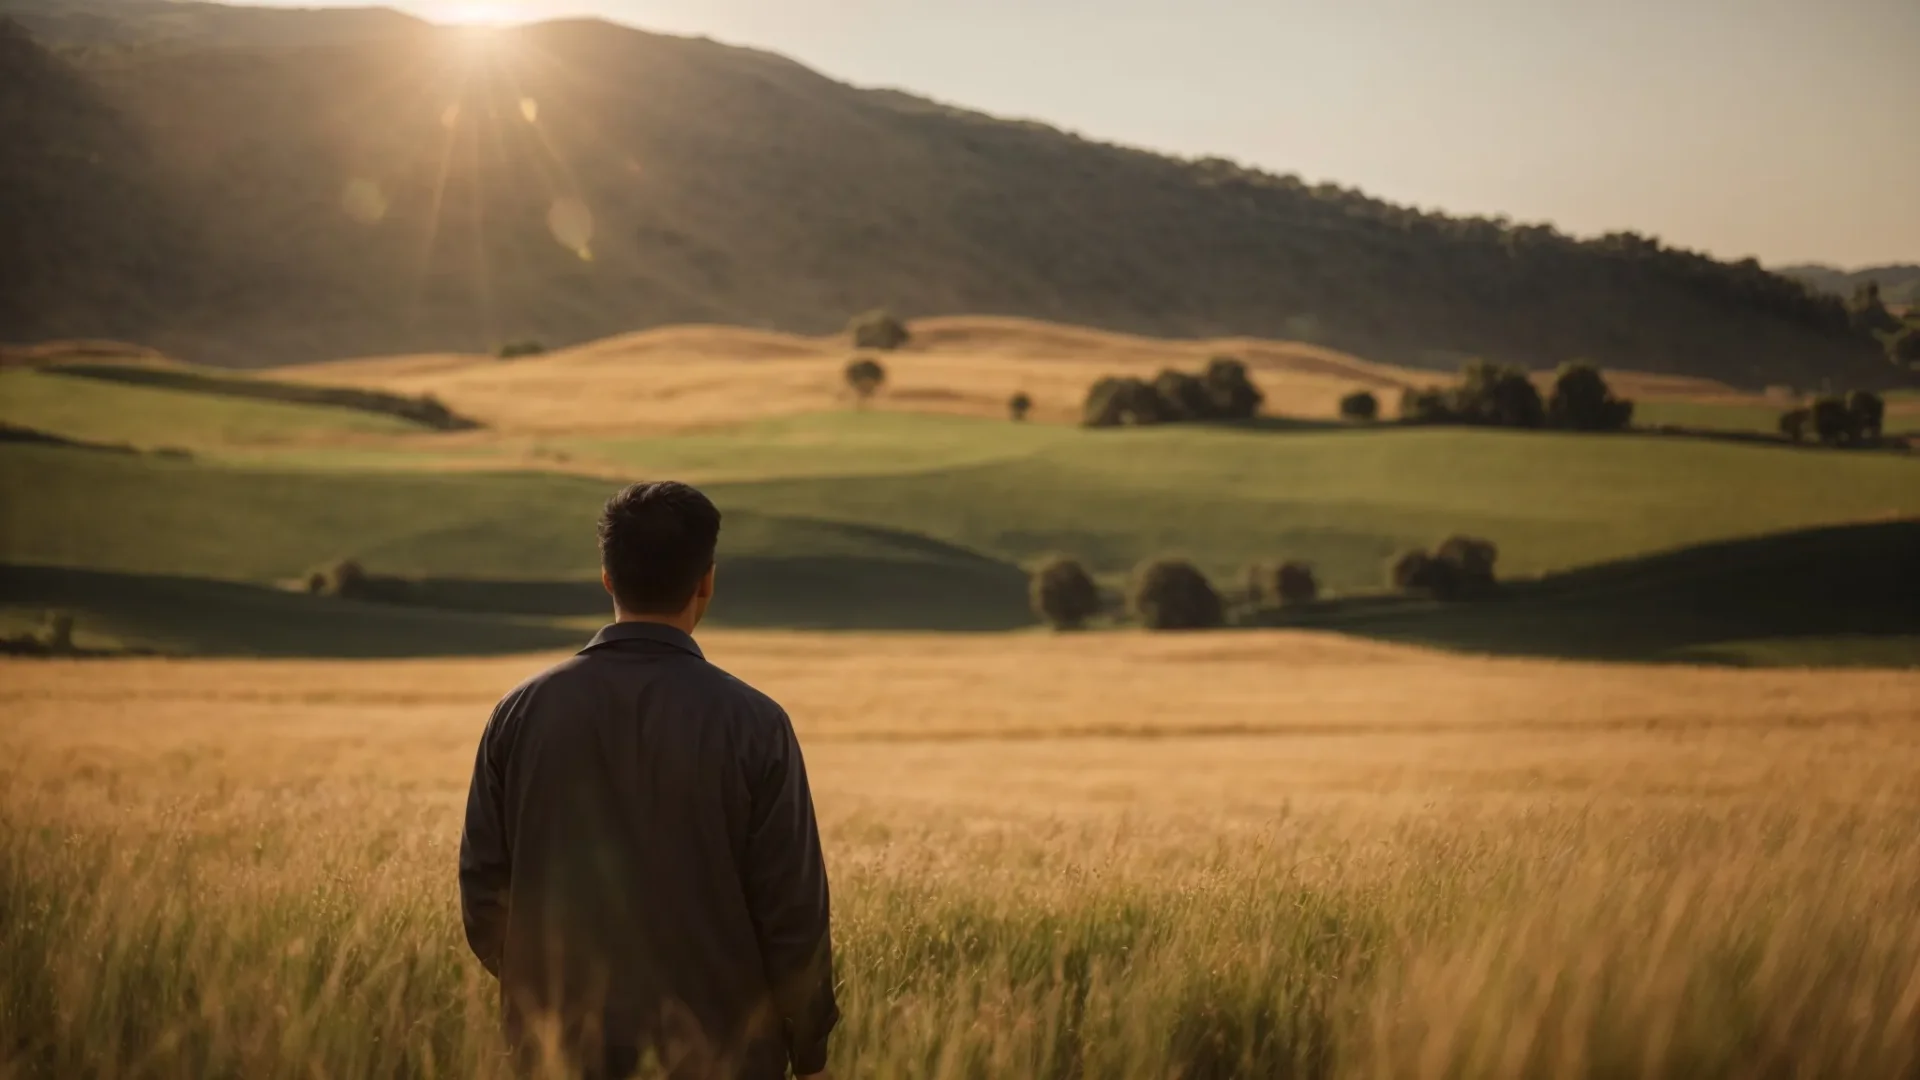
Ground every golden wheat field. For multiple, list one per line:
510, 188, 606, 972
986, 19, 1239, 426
4, 630, 1920, 1078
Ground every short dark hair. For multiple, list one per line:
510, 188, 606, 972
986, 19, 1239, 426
597, 482, 721, 614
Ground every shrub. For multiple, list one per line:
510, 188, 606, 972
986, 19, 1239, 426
1008, 392, 1033, 422
1083, 377, 1170, 428
848, 309, 910, 351
1848, 390, 1885, 441
1030, 556, 1102, 630
496, 340, 545, 359
845, 357, 887, 402
1128, 559, 1223, 630
1338, 390, 1379, 421
1809, 395, 1858, 446
1779, 407, 1810, 443
1201, 356, 1263, 420
1272, 561, 1318, 606
1547, 362, 1634, 431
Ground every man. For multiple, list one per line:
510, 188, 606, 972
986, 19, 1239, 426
460, 482, 836, 1080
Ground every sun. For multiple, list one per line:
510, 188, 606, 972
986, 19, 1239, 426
427, 2, 522, 26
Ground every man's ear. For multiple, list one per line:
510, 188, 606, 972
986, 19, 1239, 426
697, 563, 716, 599
601, 567, 615, 597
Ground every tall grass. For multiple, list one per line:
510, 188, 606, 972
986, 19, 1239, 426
5, 779, 1918, 1080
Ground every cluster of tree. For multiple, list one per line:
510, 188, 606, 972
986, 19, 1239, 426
848, 310, 911, 351
1843, 282, 1920, 370
1399, 361, 1634, 432
1030, 554, 1322, 631
1778, 390, 1886, 447
305, 558, 420, 604
1339, 390, 1380, 421
1082, 358, 1264, 428
1388, 536, 1500, 600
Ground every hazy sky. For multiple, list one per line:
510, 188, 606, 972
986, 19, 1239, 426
280, 0, 1917, 266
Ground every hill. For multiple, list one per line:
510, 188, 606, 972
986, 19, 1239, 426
0, 6, 1898, 390
1778, 263, 1920, 308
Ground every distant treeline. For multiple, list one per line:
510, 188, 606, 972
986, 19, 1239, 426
44, 364, 479, 431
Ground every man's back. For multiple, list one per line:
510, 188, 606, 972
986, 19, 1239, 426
460, 622, 836, 1080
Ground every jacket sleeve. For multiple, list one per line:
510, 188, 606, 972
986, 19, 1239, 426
740, 708, 838, 1075
458, 699, 513, 977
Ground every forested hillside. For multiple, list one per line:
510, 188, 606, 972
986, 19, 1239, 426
0, 3, 1899, 387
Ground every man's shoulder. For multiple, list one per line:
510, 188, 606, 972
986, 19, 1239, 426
509, 649, 787, 720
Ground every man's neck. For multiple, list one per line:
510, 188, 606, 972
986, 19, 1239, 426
612, 611, 699, 637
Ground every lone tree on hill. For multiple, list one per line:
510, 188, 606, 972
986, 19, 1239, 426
1547, 362, 1634, 431
1202, 356, 1263, 420
844, 357, 887, 403
1008, 392, 1033, 422
1779, 407, 1811, 443
1339, 390, 1379, 421
1030, 556, 1102, 630
848, 309, 910, 351
1129, 558, 1223, 630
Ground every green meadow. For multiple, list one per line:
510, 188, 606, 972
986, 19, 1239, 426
4, 373, 1917, 663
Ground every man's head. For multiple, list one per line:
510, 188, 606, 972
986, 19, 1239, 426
597, 481, 721, 629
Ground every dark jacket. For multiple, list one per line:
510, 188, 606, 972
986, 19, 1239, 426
459, 622, 837, 1079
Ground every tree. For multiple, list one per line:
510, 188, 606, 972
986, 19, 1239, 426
1338, 390, 1379, 421
1847, 282, 1901, 336
1389, 550, 1450, 595
1779, 407, 1810, 443
1848, 390, 1885, 442
1454, 360, 1545, 428
1128, 559, 1223, 630
1201, 356, 1263, 420
844, 357, 886, 403
1399, 387, 1454, 424
1008, 392, 1033, 422
308, 558, 368, 598
1809, 395, 1858, 446
1030, 556, 1101, 630
1083, 376, 1170, 428
1152, 369, 1214, 422
1890, 325, 1920, 367
1434, 535, 1498, 593
1272, 561, 1318, 605
848, 309, 911, 350
1547, 362, 1634, 431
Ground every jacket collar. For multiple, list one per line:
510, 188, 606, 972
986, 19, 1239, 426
582, 621, 705, 660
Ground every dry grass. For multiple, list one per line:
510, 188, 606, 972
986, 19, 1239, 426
275, 317, 1455, 435
5, 631, 1920, 1078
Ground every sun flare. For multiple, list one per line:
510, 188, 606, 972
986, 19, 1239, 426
429, 2, 521, 26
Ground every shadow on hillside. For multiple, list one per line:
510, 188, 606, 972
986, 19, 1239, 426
0, 564, 583, 658
1267, 520, 1920, 667
0, 545, 1034, 657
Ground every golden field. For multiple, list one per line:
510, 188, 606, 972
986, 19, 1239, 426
4, 631, 1920, 1078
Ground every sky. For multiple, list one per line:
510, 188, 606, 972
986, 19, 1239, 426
273, 0, 1917, 267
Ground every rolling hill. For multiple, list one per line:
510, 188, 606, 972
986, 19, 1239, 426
1778, 264, 1920, 308
0, 3, 1898, 390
